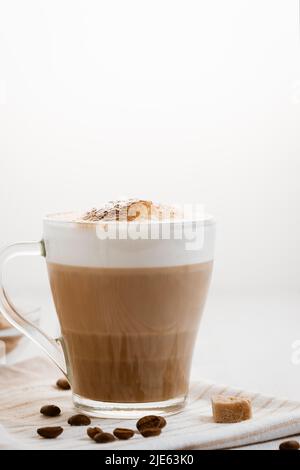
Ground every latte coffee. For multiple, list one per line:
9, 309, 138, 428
47, 261, 212, 403
0, 199, 215, 416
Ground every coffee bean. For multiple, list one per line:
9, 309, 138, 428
94, 432, 116, 443
279, 440, 300, 451
87, 427, 103, 439
68, 414, 91, 426
56, 377, 71, 390
113, 428, 135, 440
40, 405, 61, 417
136, 415, 166, 432
140, 427, 162, 438
37, 426, 63, 439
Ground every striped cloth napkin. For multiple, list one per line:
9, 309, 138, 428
0, 357, 300, 450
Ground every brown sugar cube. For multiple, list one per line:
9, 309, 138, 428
211, 395, 252, 423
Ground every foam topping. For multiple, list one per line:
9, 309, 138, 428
78, 199, 182, 223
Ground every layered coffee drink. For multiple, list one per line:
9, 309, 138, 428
0, 198, 214, 415
45, 199, 214, 409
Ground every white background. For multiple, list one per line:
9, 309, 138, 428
0, 1, 300, 402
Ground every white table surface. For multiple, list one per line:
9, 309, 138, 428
4, 290, 300, 450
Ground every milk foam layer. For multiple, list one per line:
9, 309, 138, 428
80, 199, 182, 222
43, 211, 215, 268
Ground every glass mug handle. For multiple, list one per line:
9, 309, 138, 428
0, 241, 67, 375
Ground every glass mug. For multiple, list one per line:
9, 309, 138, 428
0, 212, 215, 417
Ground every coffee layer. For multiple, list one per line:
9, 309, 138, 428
47, 261, 213, 403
